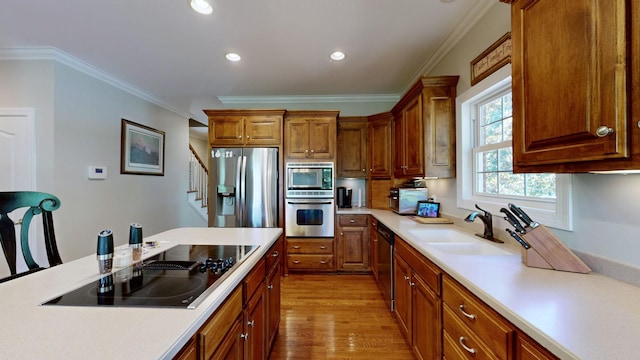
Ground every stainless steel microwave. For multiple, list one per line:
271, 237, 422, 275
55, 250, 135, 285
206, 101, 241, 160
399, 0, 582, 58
389, 188, 429, 214
285, 162, 334, 198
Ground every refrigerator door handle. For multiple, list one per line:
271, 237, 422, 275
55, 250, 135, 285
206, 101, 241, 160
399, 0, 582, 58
239, 155, 247, 226
235, 154, 243, 227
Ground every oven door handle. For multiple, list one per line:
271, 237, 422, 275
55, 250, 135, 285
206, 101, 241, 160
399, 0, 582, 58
287, 201, 333, 205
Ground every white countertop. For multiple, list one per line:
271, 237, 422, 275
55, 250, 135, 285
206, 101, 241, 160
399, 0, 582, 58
369, 209, 640, 360
0, 227, 282, 360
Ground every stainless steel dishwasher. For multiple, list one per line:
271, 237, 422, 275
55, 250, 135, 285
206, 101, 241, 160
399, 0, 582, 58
376, 222, 394, 311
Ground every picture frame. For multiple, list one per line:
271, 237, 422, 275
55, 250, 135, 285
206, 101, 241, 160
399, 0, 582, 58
470, 32, 511, 86
120, 119, 165, 176
417, 200, 440, 218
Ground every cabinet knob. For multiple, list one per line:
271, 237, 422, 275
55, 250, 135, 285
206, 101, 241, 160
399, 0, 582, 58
267, 284, 274, 290
238, 135, 242, 139
241, 333, 249, 340
409, 282, 415, 287
246, 135, 250, 139
247, 320, 255, 327
595, 125, 614, 137
362, 169, 366, 172
404, 275, 410, 281
272, 251, 279, 257
340, 232, 344, 236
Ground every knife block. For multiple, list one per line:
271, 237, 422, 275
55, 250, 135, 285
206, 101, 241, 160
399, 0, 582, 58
520, 225, 591, 273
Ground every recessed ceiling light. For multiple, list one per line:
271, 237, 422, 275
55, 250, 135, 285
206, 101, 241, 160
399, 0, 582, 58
225, 53, 241, 62
330, 51, 346, 61
190, 0, 213, 15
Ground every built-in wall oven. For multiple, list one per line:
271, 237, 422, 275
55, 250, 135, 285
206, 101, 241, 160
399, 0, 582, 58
377, 221, 394, 311
285, 162, 335, 237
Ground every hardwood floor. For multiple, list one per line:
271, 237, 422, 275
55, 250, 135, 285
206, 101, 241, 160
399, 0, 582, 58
269, 274, 415, 360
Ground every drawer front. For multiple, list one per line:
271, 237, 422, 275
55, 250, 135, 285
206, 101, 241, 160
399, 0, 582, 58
443, 305, 500, 360
395, 236, 441, 295
443, 276, 513, 359
266, 237, 283, 271
287, 239, 334, 254
199, 286, 243, 359
338, 214, 368, 227
243, 258, 265, 302
287, 254, 334, 270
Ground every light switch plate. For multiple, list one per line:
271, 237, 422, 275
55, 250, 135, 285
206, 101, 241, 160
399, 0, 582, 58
88, 166, 107, 180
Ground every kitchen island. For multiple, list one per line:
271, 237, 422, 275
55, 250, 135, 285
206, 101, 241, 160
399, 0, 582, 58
0, 227, 282, 359
368, 209, 640, 360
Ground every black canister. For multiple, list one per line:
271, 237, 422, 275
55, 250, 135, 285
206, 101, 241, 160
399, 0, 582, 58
337, 187, 353, 208
96, 229, 114, 274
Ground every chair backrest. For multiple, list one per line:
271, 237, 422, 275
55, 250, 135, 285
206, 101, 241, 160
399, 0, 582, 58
0, 191, 63, 281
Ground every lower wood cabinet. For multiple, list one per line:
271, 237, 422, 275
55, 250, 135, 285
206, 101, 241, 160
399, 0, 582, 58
286, 237, 335, 272
393, 232, 559, 360
393, 236, 442, 360
442, 275, 515, 360
369, 216, 379, 280
336, 215, 370, 272
174, 236, 283, 360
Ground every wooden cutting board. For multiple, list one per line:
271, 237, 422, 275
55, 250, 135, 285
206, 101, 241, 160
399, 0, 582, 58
409, 216, 453, 224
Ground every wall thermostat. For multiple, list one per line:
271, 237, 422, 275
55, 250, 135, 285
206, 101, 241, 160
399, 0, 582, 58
88, 166, 108, 180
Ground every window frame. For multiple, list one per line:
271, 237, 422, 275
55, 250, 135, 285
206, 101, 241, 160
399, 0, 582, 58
456, 65, 573, 230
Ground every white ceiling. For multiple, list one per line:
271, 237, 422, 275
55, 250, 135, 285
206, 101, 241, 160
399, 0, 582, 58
0, 0, 496, 123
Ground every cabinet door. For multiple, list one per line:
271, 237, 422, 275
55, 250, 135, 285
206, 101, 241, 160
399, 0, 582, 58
412, 274, 442, 360
516, 332, 559, 360
211, 314, 245, 360
245, 116, 281, 145
210, 116, 244, 146
284, 119, 310, 159
308, 119, 336, 159
394, 95, 424, 177
393, 253, 412, 340
245, 284, 265, 360
368, 113, 393, 179
424, 83, 457, 178
511, 0, 628, 170
393, 112, 406, 176
265, 262, 281, 353
337, 226, 370, 271
337, 118, 368, 178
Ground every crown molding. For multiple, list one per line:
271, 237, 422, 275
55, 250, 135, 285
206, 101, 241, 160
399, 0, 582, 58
400, 0, 499, 96
218, 94, 399, 105
0, 47, 192, 119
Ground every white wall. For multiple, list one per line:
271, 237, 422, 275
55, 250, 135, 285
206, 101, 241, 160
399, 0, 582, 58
425, 3, 640, 269
0, 59, 204, 263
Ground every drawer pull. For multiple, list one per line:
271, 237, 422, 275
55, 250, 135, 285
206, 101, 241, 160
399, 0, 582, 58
458, 336, 476, 354
293, 260, 301, 264
349, 219, 355, 223
293, 245, 301, 249
272, 251, 279, 257
320, 260, 327, 264
320, 246, 326, 249
458, 304, 476, 320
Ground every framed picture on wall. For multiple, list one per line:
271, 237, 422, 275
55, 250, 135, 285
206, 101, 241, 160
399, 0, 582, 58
120, 119, 165, 176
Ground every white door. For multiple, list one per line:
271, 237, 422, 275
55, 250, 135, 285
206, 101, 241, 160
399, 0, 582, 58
0, 108, 36, 276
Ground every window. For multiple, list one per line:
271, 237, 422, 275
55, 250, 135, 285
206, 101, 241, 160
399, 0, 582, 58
457, 65, 572, 230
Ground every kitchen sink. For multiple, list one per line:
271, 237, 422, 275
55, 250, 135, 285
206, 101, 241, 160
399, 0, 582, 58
406, 228, 514, 256
425, 242, 513, 256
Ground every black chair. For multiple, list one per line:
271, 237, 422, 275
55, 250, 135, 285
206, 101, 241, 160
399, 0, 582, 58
0, 191, 63, 283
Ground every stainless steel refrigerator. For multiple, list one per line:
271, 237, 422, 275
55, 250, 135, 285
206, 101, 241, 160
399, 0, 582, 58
208, 147, 278, 228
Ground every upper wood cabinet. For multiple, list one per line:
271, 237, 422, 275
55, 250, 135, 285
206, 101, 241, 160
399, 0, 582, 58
337, 117, 368, 178
205, 109, 285, 147
508, 0, 640, 172
368, 112, 393, 179
284, 111, 339, 161
391, 76, 459, 178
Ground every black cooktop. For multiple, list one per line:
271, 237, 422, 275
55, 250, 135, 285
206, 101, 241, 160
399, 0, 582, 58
42, 244, 258, 309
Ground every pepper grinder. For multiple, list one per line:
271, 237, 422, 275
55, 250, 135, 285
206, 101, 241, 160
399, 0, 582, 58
97, 229, 114, 274
129, 223, 143, 261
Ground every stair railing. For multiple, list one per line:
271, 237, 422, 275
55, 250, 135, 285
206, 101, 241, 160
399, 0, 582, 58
189, 144, 208, 209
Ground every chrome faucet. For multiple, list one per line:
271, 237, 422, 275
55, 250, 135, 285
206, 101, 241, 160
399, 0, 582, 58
464, 204, 503, 243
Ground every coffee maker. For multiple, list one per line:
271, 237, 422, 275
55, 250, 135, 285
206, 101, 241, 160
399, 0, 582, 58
337, 187, 352, 208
